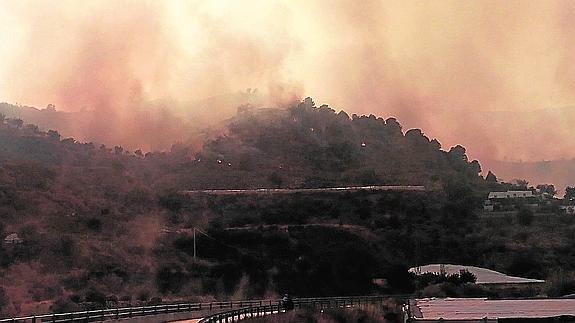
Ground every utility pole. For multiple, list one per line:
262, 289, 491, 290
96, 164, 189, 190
192, 227, 232, 262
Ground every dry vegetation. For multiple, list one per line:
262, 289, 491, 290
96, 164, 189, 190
2, 99, 572, 318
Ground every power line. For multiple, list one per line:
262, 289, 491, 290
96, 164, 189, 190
192, 227, 246, 261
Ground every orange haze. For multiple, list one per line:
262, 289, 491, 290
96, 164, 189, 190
1, 0, 575, 162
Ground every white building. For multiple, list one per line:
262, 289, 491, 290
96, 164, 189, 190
4, 233, 23, 244
483, 199, 494, 212
488, 191, 533, 199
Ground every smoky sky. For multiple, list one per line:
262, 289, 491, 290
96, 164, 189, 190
1, 0, 575, 162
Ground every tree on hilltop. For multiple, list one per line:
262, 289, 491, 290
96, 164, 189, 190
536, 184, 557, 197
486, 171, 497, 183
565, 186, 575, 201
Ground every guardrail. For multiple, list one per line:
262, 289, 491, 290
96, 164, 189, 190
0, 295, 408, 323
198, 295, 406, 323
0, 299, 276, 323
198, 303, 283, 323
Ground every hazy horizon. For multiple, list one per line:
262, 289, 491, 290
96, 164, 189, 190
2, 0, 575, 164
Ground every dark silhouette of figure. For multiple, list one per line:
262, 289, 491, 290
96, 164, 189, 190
282, 294, 294, 311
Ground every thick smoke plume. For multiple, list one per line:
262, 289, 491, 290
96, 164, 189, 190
1, 0, 575, 162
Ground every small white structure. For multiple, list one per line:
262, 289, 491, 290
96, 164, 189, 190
488, 191, 533, 199
4, 233, 23, 244
483, 200, 494, 212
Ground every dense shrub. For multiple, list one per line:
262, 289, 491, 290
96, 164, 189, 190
516, 208, 534, 226
0, 287, 8, 314
416, 271, 477, 288
156, 266, 190, 294
507, 253, 545, 279
546, 271, 575, 297
86, 218, 102, 231
159, 192, 185, 212
85, 290, 106, 304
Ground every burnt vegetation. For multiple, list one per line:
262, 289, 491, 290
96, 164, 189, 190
0, 99, 573, 317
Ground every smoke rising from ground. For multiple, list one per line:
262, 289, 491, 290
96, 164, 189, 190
1, 0, 575, 161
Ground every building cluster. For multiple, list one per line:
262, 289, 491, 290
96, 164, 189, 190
483, 190, 574, 214
3, 233, 23, 245
483, 190, 536, 212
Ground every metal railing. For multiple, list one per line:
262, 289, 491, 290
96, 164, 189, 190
0, 299, 275, 323
198, 303, 283, 323
198, 295, 406, 323
0, 295, 407, 323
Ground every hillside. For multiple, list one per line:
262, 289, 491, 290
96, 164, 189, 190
182, 98, 483, 190
0, 92, 261, 153
0, 97, 483, 189
9, 97, 571, 195
2, 98, 567, 318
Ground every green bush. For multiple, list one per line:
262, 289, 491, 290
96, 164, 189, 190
50, 297, 82, 313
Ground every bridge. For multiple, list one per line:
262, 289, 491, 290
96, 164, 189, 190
0, 295, 408, 323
